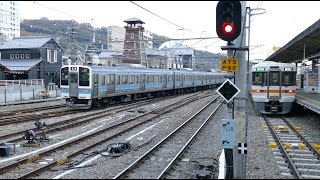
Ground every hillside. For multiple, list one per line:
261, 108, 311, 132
20, 18, 225, 70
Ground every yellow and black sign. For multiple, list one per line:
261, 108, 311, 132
220, 58, 239, 72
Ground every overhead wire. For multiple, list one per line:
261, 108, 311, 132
3, 1, 225, 57
129, 1, 194, 33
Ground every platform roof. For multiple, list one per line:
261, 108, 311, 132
265, 19, 320, 63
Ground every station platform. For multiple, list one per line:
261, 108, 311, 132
295, 89, 320, 114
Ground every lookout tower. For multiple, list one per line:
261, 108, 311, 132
122, 17, 146, 66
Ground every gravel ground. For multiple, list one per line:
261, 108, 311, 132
0, 92, 319, 179
0, 92, 206, 165
246, 100, 286, 179
45, 93, 218, 179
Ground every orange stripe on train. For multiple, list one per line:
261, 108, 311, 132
251, 89, 296, 93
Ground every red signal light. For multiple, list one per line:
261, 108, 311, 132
222, 22, 234, 34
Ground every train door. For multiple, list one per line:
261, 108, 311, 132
69, 72, 78, 97
268, 70, 281, 100
107, 74, 115, 94
140, 74, 145, 91
163, 74, 167, 88
93, 74, 98, 96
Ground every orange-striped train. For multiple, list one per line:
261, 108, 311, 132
250, 61, 296, 114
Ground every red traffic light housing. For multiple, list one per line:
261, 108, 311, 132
216, 1, 241, 42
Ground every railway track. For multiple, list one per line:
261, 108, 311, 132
0, 92, 218, 178
0, 104, 66, 117
113, 99, 223, 179
0, 108, 78, 126
262, 114, 320, 179
0, 91, 214, 144
0, 97, 168, 144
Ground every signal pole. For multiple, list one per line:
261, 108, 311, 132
232, 1, 247, 178
216, 1, 248, 179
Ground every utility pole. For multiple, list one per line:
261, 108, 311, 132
67, 26, 78, 64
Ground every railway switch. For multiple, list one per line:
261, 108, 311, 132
24, 130, 37, 144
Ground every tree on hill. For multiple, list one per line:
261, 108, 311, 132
20, 18, 225, 69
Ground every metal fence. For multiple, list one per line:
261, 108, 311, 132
0, 79, 44, 86
0, 87, 61, 104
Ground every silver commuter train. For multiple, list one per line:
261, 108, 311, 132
250, 61, 297, 114
60, 65, 226, 109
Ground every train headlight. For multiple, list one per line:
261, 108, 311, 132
288, 90, 293, 93
256, 90, 260, 92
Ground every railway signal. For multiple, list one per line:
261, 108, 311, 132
216, 1, 242, 42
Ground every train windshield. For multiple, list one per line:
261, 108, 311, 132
282, 72, 296, 86
269, 71, 280, 86
61, 67, 69, 86
79, 67, 90, 86
252, 72, 267, 86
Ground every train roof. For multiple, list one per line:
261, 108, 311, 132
252, 61, 296, 71
62, 65, 224, 75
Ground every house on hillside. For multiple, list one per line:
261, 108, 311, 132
0, 36, 63, 86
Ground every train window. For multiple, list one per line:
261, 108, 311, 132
61, 67, 69, 85
108, 75, 115, 85
150, 75, 154, 83
269, 72, 280, 86
155, 75, 159, 82
116, 75, 120, 85
136, 75, 139, 83
122, 75, 128, 84
252, 72, 267, 86
106, 75, 110, 85
79, 67, 90, 86
70, 74, 77, 83
130, 75, 135, 84
101, 76, 106, 86
94, 74, 98, 84
282, 72, 296, 86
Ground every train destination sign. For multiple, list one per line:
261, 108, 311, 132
256, 67, 265, 72
220, 58, 239, 72
216, 79, 240, 103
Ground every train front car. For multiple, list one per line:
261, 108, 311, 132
60, 65, 92, 109
251, 61, 296, 114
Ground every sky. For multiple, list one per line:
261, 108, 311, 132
18, 1, 320, 60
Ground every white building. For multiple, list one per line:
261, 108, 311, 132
107, 26, 125, 51
159, 40, 194, 69
143, 29, 153, 49
0, 1, 20, 41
